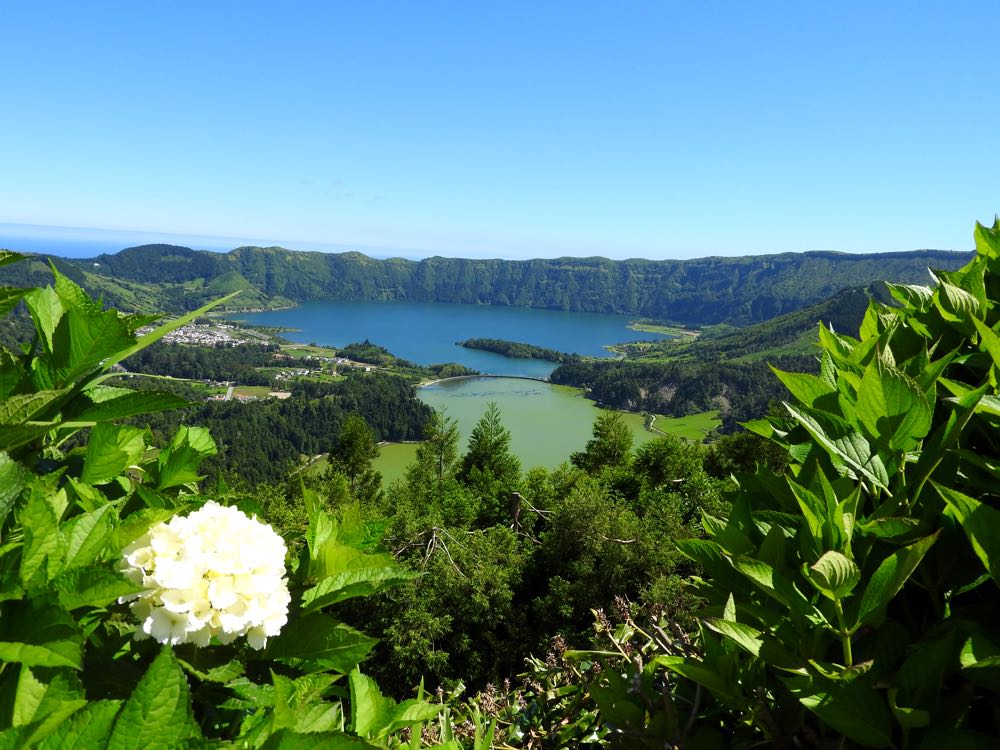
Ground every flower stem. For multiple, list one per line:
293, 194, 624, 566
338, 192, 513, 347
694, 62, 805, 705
834, 599, 853, 667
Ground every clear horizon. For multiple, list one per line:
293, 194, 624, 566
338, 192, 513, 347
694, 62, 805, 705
2, 3, 997, 260
0, 220, 973, 263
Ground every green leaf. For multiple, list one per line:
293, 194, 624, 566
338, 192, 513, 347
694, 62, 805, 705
81, 423, 147, 485
0, 287, 27, 318
70, 388, 188, 423
53, 566, 140, 610
19, 491, 64, 587
856, 533, 937, 627
12, 665, 84, 727
856, 360, 932, 452
37, 700, 121, 750
0, 423, 57, 454
975, 218, 1000, 259
891, 628, 962, 718
0, 346, 26, 401
0, 451, 26, 528
7, 666, 89, 746
959, 631, 1000, 684
62, 504, 116, 570
52, 266, 98, 311
674, 539, 750, 595
155, 425, 216, 490
176, 653, 245, 684
384, 699, 441, 736
732, 557, 818, 621
106, 647, 201, 750
0, 389, 66, 426
886, 282, 934, 310
934, 280, 980, 329
267, 613, 376, 674
888, 688, 930, 729
52, 307, 133, 386
301, 566, 418, 613
783, 404, 890, 491
350, 668, 396, 738
788, 480, 833, 552
818, 324, 856, 361
935, 483, 1000, 586
806, 550, 860, 601
24, 286, 64, 354
783, 673, 892, 748
112, 507, 178, 550
655, 655, 739, 703
0, 249, 25, 267
0, 601, 83, 669
704, 618, 763, 656
973, 318, 1000, 371
771, 367, 837, 408
857, 516, 922, 540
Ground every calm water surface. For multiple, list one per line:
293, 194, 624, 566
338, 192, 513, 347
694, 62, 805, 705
417, 377, 659, 470
229, 300, 667, 377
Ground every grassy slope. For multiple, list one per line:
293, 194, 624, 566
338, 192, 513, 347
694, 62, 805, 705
618, 285, 877, 364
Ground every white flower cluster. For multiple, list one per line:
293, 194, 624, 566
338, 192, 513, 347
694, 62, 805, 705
120, 501, 291, 650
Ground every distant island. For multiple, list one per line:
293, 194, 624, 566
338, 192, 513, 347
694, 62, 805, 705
457, 338, 581, 363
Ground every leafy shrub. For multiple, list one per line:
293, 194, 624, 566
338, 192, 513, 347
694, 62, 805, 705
543, 220, 1000, 748
0, 254, 443, 748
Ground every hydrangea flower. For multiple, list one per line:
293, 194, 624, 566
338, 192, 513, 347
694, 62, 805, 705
120, 501, 291, 649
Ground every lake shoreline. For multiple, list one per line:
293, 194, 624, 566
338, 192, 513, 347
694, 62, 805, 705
226, 299, 670, 378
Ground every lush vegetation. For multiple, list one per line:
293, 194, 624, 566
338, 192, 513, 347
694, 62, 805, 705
0, 258, 444, 748
436, 219, 1000, 748
125, 340, 282, 385
2, 219, 998, 749
338, 340, 403, 367
0, 242, 968, 325
342, 407, 726, 695
551, 357, 805, 431
549, 284, 886, 431
457, 338, 581, 363
619, 284, 882, 363
135, 373, 432, 485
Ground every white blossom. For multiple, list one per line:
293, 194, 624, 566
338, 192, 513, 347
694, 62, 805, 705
120, 501, 290, 649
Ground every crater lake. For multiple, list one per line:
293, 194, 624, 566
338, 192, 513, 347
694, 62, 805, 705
227, 299, 668, 377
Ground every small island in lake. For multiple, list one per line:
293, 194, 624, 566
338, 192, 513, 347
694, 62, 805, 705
457, 337, 582, 363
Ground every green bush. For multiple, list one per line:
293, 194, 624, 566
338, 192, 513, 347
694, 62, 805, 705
0, 255, 445, 748
545, 220, 1000, 748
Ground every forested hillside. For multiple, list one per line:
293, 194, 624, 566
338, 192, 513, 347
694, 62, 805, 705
35, 242, 972, 325
551, 283, 880, 428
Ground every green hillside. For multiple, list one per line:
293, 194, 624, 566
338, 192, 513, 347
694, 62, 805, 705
549, 284, 887, 428
31, 242, 970, 326
620, 284, 883, 363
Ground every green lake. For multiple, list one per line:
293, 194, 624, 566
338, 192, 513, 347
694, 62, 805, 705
373, 377, 720, 484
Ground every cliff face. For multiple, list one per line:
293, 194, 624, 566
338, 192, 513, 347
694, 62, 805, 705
66, 243, 971, 325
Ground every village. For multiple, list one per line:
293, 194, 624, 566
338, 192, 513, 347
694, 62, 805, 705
137, 322, 382, 402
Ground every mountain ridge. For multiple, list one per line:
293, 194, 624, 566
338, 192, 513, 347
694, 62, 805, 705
0, 241, 972, 327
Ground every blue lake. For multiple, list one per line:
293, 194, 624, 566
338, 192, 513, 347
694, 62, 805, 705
228, 300, 667, 377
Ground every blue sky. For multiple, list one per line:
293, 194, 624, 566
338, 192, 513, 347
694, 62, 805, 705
1, 2, 997, 260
